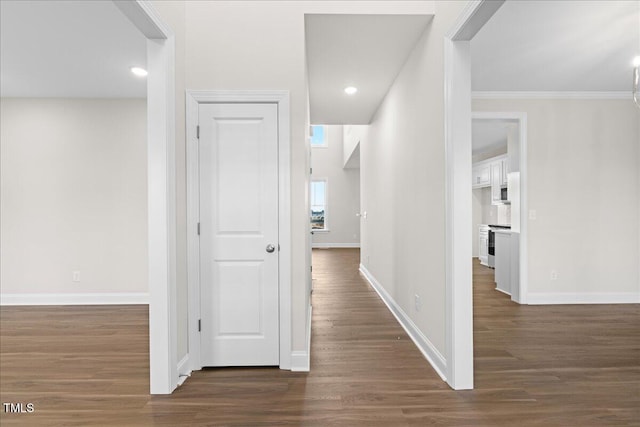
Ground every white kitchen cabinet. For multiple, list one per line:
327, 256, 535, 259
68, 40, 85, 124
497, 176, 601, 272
472, 155, 508, 204
494, 230, 511, 295
472, 164, 491, 188
491, 161, 502, 204
478, 225, 489, 266
501, 158, 509, 186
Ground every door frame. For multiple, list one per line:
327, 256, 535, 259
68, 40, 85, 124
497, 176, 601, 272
185, 90, 292, 371
443, 0, 505, 390
114, 0, 177, 395
471, 112, 529, 304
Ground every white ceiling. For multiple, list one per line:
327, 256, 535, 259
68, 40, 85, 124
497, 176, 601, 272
1, 0, 147, 98
3, 1, 635, 106
305, 14, 431, 124
471, 1, 640, 92
307, 2, 638, 125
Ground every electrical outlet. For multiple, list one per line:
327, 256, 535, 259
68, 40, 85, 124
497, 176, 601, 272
72, 271, 81, 282
550, 270, 558, 280
414, 294, 422, 312
529, 210, 537, 220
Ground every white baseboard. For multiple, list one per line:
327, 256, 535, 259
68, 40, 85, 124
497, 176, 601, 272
527, 292, 640, 305
0, 292, 150, 306
291, 306, 312, 372
359, 264, 447, 381
312, 243, 360, 249
291, 351, 308, 371
495, 287, 511, 296
177, 354, 191, 386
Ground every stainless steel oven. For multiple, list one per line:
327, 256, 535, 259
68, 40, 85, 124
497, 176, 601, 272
488, 230, 495, 268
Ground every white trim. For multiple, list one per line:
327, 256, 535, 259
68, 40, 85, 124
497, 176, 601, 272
0, 293, 149, 306
527, 293, 640, 305
472, 91, 630, 100
312, 243, 361, 249
185, 90, 201, 372
147, 35, 177, 396
177, 354, 191, 380
117, 0, 177, 395
443, 37, 474, 391
113, 0, 171, 39
177, 353, 191, 386
277, 91, 293, 371
444, 0, 504, 391
291, 306, 312, 372
449, 0, 504, 41
176, 374, 189, 387
186, 90, 292, 372
359, 265, 447, 380
291, 351, 310, 371
471, 112, 528, 305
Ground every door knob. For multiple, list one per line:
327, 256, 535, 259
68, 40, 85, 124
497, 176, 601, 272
266, 244, 275, 253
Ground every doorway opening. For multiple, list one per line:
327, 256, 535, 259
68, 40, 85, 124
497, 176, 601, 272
309, 124, 362, 251
471, 113, 528, 304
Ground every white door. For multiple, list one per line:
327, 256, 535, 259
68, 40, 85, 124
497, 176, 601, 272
199, 103, 279, 366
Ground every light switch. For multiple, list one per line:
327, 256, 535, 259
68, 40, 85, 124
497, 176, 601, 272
529, 210, 537, 220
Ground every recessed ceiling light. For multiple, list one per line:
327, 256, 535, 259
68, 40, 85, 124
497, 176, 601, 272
130, 67, 148, 77
633, 56, 640, 67
344, 86, 358, 95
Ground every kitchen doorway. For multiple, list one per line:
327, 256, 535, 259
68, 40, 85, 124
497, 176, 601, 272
471, 113, 528, 304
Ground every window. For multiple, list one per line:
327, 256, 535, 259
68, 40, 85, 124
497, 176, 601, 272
310, 125, 327, 148
310, 179, 327, 231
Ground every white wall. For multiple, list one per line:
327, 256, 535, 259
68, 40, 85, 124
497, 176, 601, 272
0, 98, 148, 301
474, 98, 640, 297
361, 1, 468, 357
344, 125, 367, 168
151, 0, 439, 361
182, 0, 310, 356
311, 125, 360, 247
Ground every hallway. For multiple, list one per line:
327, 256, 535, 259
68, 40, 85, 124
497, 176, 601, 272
1, 249, 638, 425
168, 248, 454, 426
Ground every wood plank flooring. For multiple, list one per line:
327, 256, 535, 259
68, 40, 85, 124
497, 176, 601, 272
1, 249, 638, 425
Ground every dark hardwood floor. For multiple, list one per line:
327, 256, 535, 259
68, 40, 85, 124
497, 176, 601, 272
1, 249, 638, 425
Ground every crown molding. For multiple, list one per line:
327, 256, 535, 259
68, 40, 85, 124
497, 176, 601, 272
472, 91, 630, 100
